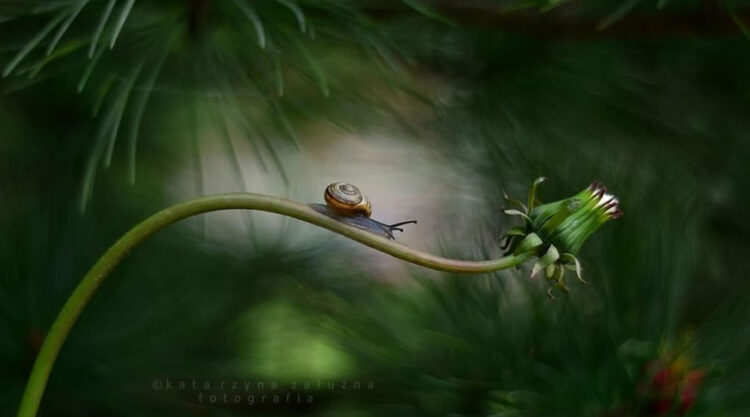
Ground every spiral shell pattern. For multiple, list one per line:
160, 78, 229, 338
324, 182, 372, 216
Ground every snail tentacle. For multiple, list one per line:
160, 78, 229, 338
388, 220, 418, 228
386, 220, 418, 233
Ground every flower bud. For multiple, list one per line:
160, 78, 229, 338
501, 178, 621, 297
530, 182, 621, 255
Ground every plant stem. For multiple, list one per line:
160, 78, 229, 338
17, 193, 532, 417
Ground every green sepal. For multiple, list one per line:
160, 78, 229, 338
503, 191, 528, 213
531, 244, 560, 278
545, 263, 557, 279
502, 226, 527, 238
501, 226, 528, 252
527, 176, 546, 211
502, 209, 531, 223
513, 233, 543, 256
561, 253, 587, 284
546, 268, 569, 299
500, 235, 516, 251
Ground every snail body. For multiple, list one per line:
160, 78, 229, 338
310, 182, 416, 240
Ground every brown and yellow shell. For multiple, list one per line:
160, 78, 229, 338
324, 182, 372, 217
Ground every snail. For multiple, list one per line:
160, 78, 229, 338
310, 182, 416, 240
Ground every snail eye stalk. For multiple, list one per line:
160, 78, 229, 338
387, 220, 417, 232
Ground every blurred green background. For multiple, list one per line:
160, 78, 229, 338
1, 1, 749, 416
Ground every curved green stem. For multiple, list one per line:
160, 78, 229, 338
17, 193, 532, 417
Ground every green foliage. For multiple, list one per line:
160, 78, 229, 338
1, 0, 420, 210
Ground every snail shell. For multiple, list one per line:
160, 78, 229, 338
324, 182, 372, 217
309, 182, 416, 240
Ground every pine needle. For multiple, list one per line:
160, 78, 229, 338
270, 99, 300, 150
277, 0, 306, 33
292, 36, 330, 97
260, 131, 289, 186
88, 0, 116, 58
78, 44, 104, 92
229, 0, 266, 49
127, 37, 172, 184
3, 10, 67, 78
214, 47, 299, 155
216, 104, 259, 242
209, 47, 272, 174
1, 67, 63, 94
218, 90, 270, 173
29, 40, 85, 79
365, 35, 402, 73
80, 85, 120, 212
216, 107, 250, 193
91, 74, 117, 117
109, 0, 135, 49
103, 59, 145, 168
47, 0, 90, 56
